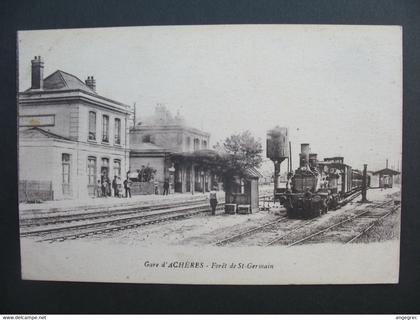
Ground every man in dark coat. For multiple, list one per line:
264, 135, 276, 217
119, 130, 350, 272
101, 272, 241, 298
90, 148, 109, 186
163, 180, 169, 195
124, 178, 131, 198
101, 172, 107, 197
112, 175, 118, 197
209, 187, 218, 215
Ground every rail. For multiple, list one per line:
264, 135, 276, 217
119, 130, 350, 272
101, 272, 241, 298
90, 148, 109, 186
214, 217, 288, 246
286, 199, 396, 247
35, 203, 226, 243
345, 204, 400, 244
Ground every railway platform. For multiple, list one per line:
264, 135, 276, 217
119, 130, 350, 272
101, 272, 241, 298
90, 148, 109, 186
20, 184, 274, 219
19, 190, 226, 219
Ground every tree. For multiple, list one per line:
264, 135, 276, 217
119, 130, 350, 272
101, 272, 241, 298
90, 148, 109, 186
137, 164, 157, 182
214, 130, 263, 177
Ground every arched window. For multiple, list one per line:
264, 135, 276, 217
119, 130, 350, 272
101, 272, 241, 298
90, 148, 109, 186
202, 140, 208, 149
101, 158, 109, 180
87, 156, 97, 196
102, 115, 109, 142
193, 138, 200, 151
62, 153, 71, 195
87, 157, 97, 186
113, 159, 121, 178
114, 118, 121, 144
88, 111, 96, 140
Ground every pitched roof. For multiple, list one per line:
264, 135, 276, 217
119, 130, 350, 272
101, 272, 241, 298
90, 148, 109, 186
372, 168, 400, 176
20, 127, 72, 141
244, 167, 263, 179
26, 70, 96, 94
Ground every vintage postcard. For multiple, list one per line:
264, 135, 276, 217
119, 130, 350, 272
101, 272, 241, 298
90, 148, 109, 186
17, 25, 402, 284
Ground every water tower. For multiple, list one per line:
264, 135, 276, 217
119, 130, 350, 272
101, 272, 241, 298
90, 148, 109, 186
267, 126, 289, 194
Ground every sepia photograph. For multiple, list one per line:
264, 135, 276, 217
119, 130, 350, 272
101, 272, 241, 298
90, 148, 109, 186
17, 24, 402, 284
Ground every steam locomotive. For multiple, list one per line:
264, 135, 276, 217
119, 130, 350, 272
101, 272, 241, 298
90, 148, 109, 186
280, 144, 364, 218
266, 127, 366, 219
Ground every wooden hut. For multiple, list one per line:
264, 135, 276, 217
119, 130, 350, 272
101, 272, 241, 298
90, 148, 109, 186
224, 167, 262, 214
372, 168, 400, 188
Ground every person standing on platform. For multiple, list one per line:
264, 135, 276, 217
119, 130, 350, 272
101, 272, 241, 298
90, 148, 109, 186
124, 178, 131, 198
117, 176, 123, 198
101, 173, 107, 198
112, 176, 118, 197
163, 180, 169, 195
95, 179, 101, 198
209, 187, 218, 215
106, 177, 112, 197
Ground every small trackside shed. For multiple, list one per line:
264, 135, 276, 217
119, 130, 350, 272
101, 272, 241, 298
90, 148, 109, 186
373, 168, 400, 188
224, 167, 262, 214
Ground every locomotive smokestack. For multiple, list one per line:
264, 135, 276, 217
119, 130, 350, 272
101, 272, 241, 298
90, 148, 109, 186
309, 153, 318, 168
301, 143, 310, 154
299, 143, 310, 167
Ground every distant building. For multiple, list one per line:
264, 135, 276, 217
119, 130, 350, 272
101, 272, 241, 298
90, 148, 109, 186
371, 160, 401, 189
130, 104, 210, 153
19, 56, 133, 201
129, 105, 213, 193
372, 168, 400, 188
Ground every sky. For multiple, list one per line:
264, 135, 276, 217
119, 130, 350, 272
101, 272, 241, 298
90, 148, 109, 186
18, 25, 402, 173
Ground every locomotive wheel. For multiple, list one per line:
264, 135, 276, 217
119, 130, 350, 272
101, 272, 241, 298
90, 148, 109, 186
317, 207, 322, 217
323, 201, 328, 214
311, 205, 322, 218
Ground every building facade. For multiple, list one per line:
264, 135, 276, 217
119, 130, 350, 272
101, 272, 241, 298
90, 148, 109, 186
129, 105, 214, 194
19, 56, 133, 201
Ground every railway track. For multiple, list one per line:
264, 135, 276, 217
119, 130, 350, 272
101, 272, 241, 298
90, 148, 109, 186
21, 190, 273, 229
30, 203, 226, 243
336, 189, 362, 208
20, 202, 214, 237
214, 189, 363, 247
22, 192, 274, 243
20, 197, 211, 228
214, 216, 288, 246
284, 199, 398, 247
264, 220, 313, 246
345, 205, 400, 244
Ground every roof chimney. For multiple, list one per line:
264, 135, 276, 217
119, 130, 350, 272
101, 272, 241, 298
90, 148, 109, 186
85, 76, 96, 91
31, 56, 44, 89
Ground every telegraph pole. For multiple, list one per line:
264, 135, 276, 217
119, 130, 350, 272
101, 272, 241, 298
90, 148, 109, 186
361, 164, 368, 202
133, 102, 136, 128
289, 141, 292, 173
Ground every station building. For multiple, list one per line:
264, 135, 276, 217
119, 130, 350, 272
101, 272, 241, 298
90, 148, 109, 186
18, 56, 133, 201
129, 105, 215, 194
372, 167, 400, 189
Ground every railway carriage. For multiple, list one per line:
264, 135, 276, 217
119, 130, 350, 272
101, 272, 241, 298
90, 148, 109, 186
351, 169, 363, 189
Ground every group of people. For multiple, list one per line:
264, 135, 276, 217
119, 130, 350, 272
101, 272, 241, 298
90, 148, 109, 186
152, 179, 170, 195
95, 172, 132, 198
93, 172, 219, 216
